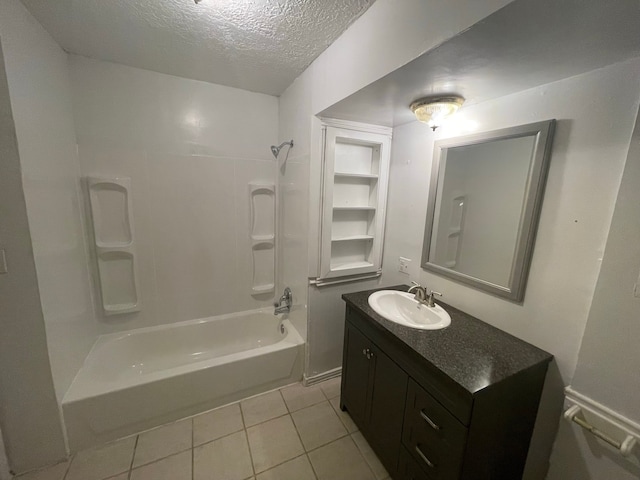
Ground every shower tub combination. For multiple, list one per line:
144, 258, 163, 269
62, 309, 304, 450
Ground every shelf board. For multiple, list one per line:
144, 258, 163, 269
331, 235, 374, 242
334, 172, 379, 179
330, 261, 375, 271
333, 206, 376, 211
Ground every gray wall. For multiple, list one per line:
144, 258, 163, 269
547, 106, 640, 479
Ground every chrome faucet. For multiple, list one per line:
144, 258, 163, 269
274, 287, 292, 315
408, 282, 442, 307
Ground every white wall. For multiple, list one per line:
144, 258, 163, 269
381, 59, 640, 478
547, 106, 640, 480
0, 1, 69, 470
0, 0, 94, 406
277, 0, 512, 379
68, 55, 280, 372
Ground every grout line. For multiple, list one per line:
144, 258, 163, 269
128, 445, 193, 471
239, 401, 256, 478
305, 452, 320, 480
349, 433, 380, 479
61, 454, 74, 480
191, 417, 194, 480
127, 435, 139, 480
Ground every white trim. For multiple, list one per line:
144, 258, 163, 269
303, 367, 342, 386
320, 117, 393, 137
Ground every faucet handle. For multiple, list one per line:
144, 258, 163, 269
430, 291, 442, 297
411, 281, 421, 287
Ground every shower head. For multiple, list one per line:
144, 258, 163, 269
270, 140, 294, 159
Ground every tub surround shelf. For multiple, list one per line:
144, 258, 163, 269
341, 285, 552, 479
249, 183, 275, 296
86, 176, 141, 315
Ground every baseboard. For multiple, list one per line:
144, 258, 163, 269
303, 367, 342, 386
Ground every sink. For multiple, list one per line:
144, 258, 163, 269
367, 290, 451, 330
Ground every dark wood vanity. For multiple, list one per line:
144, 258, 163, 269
341, 286, 553, 480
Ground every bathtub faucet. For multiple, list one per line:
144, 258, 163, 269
274, 287, 292, 315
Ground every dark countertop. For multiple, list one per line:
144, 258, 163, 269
342, 285, 553, 395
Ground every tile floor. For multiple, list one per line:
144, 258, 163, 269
16, 377, 390, 480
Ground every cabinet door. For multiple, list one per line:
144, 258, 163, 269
367, 345, 409, 473
341, 324, 372, 426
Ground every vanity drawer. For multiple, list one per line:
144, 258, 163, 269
402, 379, 467, 478
397, 446, 433, 480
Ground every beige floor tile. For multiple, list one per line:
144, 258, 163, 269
65, 436, 136, 480
194, 403, 244, 446
280, 383, 326, 412
14, 461, 68, 480
247, 415, 304, 473
291, 401, 347, 451
318, 376, 342, 399
329, 397, 359, 433
130, 451, 191, 480
308, 436, 375, 480
351, 432, 389, 479
256, 455, 316, 480
241, 391, 288, 427
194, 430, 254, 480
133, 418, 192, 467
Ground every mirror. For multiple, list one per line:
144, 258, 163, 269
421, 120, 555, 302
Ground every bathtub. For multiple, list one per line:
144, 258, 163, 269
62, 309, 304, 451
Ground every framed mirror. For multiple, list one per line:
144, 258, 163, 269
421, 120, 555, 302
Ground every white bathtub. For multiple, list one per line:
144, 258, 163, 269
62, 309, 304, 450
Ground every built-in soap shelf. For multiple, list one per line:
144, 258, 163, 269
250, 184, 275, 296
86, 176, 141, 315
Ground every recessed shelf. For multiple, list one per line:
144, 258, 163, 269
330, 260, 375, 271
319, 122, 391, 281
333, 206, 376, 211
334, 172, 379, 179
331, 235, 375, 242
251, 234, 275, 242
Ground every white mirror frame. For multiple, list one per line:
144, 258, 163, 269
421, 120, 556, 302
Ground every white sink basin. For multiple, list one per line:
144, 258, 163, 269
367, 290, 451, 330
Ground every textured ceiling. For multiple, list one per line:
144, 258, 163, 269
321, 0, 640, 126
19, 0, 376, 96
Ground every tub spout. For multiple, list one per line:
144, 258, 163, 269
274, 287, 292, 315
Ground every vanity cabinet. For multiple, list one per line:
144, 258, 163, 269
341, 288, 553, 480
341, 323, 408, 470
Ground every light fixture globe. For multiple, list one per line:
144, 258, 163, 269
410, 95, 465, 130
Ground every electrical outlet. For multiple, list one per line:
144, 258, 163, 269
399, 256, 411, 275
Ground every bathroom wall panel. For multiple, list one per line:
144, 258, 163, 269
70, 55, 277, 160
71, 58, 278, 336
0, 1, 71, 470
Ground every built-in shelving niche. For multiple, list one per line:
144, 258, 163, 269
318, 120, 392, 282
249, 183, 275, 295
86, 176, 141, 315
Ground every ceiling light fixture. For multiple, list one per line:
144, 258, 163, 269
410, 95, 465, 131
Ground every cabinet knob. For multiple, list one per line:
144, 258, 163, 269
362, 348, 368, 356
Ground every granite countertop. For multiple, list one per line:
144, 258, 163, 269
342, 285, 553, 395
